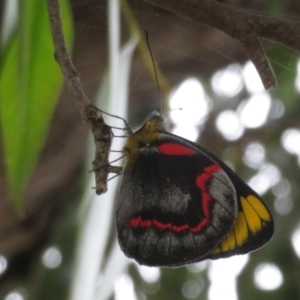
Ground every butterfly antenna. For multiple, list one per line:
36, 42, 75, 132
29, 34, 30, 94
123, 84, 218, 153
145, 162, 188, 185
145, 31, 162, 115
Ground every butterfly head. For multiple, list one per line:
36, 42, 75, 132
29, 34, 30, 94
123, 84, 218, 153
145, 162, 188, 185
123, 111, 165, 156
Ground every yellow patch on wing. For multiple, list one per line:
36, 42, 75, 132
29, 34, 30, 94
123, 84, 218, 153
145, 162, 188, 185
210, 211, 248, 254
240, 196, 262, 232
209, 195, 272, 258
245, 195, 271, 222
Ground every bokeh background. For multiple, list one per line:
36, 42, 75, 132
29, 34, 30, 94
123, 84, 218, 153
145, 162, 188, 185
1, 0, 300, 299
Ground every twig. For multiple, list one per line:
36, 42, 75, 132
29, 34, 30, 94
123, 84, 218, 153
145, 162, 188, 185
46, 0, 122, 195
142, 0, 300, 89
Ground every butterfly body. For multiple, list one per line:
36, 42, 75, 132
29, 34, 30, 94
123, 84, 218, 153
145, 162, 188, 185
116, 113, 273, 267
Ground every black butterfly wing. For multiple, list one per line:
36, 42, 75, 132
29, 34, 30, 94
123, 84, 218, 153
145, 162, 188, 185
190, 142, 274, 260
116, 135, 239, 267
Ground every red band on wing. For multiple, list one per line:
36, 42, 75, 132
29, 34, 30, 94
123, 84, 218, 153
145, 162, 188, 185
130, 216, 200, 233
204, 164, 221, 174
191, 219, 208, 233
158, 143, 195, 156
201, 192, 211, 219
130, 216, 151, 228
196, 173, 211, 191
195, 164, 220, 221
153, 220, 172, 230
129, 164, 220, 234
196, 164, 220, 191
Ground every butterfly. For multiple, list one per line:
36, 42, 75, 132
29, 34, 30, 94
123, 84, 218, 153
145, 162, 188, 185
116, 111, 273, 267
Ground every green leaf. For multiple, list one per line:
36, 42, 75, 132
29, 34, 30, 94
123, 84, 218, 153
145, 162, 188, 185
0, 0, 73, 215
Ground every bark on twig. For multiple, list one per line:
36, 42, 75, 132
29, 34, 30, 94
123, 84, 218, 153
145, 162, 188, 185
143, 0, 300, 89
46, 0, 122, 195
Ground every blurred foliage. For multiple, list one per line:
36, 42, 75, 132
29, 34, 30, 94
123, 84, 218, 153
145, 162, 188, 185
0, 0, 73, 214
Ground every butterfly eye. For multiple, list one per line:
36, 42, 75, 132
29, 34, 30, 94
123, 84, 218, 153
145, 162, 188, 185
138, 141, 147, 148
